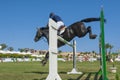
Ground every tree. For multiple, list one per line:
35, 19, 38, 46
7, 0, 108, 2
18, 48, 29, 52
58, 50, 62, 53
7, 47, 14, 51
105, 43, 114, 61
105, 43, 113, 54
105, 43, 110, 55
0, 43, 7, 50
18, 48, 25, 52
109, 45, 113, 54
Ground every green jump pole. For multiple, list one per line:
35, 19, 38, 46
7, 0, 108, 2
100, 7, 108, 80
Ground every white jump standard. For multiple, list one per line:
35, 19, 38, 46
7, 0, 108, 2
46, 19, 62, 80
67, 40, 82, 74
46, 19, 82, 80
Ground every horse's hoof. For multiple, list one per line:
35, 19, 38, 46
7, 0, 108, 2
90, 35, 97, 39
41, 60, 47, 66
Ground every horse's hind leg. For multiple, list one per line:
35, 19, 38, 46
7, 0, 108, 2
41, 52, 49, 66
87, 26, 97, 39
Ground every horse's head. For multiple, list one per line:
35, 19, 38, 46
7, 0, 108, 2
34, 27, 49, 42
34, 27, 44, 42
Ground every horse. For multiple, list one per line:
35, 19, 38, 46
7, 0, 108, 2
34, 17, 105, 66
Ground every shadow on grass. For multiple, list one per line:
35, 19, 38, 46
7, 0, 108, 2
25, 71, 48, 74
25, 70, 102, 80
25, 71, 67, 80
33, 78, 46, 80
39, 78, 46, 80
25, 71, 67, 74
68, 70, 102, 80
68, 73, 85, 80
59, 71, 67, 74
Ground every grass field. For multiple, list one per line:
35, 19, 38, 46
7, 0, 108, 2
0, 61, 119, 80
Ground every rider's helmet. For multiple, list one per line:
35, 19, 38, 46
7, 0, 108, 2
49, 12, 55, 18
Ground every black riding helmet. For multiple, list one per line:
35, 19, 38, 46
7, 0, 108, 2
49, 12, 55, 18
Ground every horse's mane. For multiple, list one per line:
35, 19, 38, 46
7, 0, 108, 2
67, 21, 80, 28
40, 27, 49, 30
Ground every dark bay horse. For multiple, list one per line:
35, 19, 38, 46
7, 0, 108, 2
34, 17, 105, 66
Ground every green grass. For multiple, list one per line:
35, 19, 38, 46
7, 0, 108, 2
0, 61, 119, 80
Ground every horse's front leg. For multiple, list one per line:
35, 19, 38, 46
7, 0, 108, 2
87, 26, 97, 39
41, 51, 49, 66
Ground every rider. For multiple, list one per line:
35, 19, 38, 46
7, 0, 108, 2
49, 12, 66, 35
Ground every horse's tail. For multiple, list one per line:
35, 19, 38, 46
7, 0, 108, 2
80, 17, 106, 23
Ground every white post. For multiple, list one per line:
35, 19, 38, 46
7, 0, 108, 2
67, 40, 82, 74
46, 19, 62, 80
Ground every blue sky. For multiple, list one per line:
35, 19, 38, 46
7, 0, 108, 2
0, 0, 120, 53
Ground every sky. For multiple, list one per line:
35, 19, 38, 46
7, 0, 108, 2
0, 0, 120, 53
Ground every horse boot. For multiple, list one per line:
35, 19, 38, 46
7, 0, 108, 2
87, 26, 97, 39
90, 34, 97, 39
41, 52, 49, 66
41, 59, 47, 66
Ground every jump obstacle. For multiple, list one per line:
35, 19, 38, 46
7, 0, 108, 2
46, 19, 82, 80
46, 7, 107, 80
